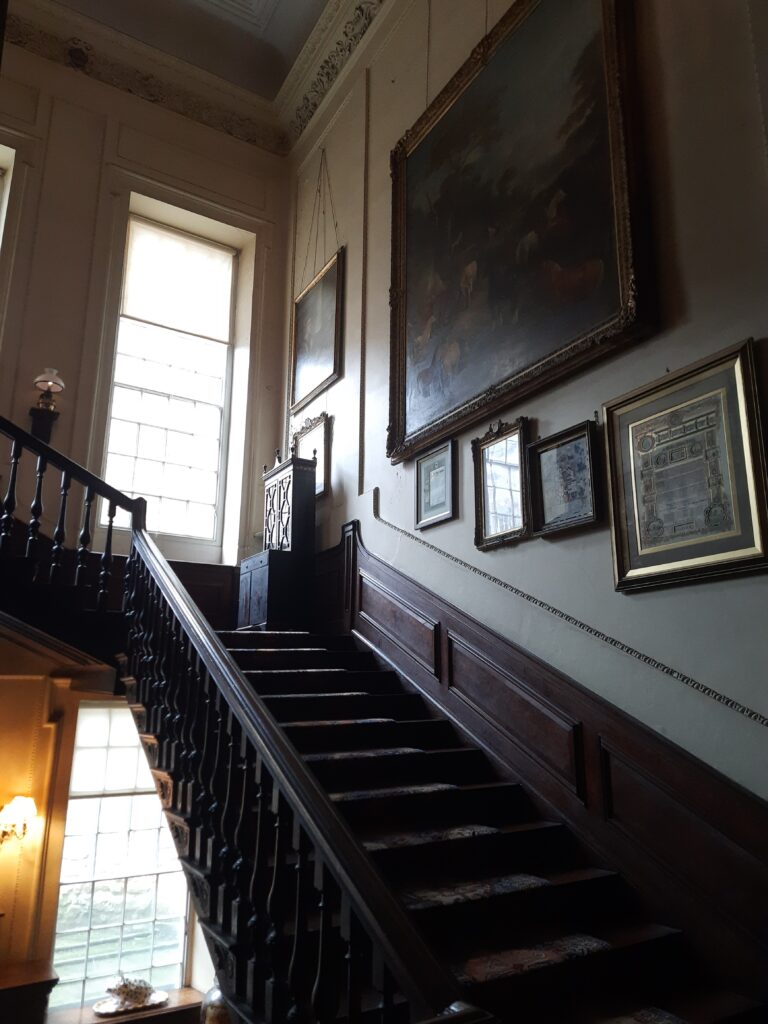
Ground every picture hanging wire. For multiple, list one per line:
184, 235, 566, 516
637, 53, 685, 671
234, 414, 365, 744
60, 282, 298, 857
425, 0, 432, 108
297, 148, 340, 294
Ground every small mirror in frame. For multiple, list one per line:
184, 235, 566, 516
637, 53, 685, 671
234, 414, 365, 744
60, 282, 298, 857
472, 418, 529, 550
292, 412, 330, 498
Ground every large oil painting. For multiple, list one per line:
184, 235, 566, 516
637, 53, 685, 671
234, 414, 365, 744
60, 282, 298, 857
388, 0, 650, 462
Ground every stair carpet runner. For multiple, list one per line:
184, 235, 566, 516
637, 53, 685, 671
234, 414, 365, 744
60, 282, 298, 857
211, 631, 762, 1024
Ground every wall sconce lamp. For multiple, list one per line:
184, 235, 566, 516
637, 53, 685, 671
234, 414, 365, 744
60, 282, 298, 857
0, 796, 38, 844
29, 368, 65, 444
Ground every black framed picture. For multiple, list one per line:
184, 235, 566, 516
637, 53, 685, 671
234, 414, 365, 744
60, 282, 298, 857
292, 412, 330, 498
388, 0, 652, 463
528, 421, 599, 537
604, 339, 768, 591
415, 439, 456, 529
472, 418, 529, 551
290, 248, 344, 414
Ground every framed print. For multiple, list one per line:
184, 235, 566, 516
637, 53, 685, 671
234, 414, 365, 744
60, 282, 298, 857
388, 0, 652, 463
292, 412, 331, 498
472, 418, 529, 551
290, 248, 344, 414
415, 440, 456, 529
604, 340, 768, 591
528, 420, 600, 536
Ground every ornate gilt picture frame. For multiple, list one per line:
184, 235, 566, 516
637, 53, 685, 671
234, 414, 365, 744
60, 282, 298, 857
290, 248, 344, 414
472, 418, 529, 551
388, 0, 651, 463
292, 412, 331, 498
604, 340, 768, 591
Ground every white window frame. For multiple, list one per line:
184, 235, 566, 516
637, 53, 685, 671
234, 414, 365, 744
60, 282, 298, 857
102, 213, 239, 551
84, 177, 264, 567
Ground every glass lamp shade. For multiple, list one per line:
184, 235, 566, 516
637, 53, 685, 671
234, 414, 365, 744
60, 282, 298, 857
0, 795, 37, 841
200, 980, 232, 1023
33, 368, 65, 409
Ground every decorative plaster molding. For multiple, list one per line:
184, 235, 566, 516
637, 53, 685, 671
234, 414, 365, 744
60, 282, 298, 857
6, 0, 289, 154
277, 0, 386, 141
371, 488, 768, 728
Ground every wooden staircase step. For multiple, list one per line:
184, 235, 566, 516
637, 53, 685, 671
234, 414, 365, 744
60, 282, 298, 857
217, 630, 357, 651
405, 867, 626, 937
583, 987, 767, 1024
282, 717, 461, 753
306, 746, 496, 789
367, 820, 582, 883
242, 668, 405, 695
261, 691, 428, 722
227, 648, 377, 671
335, 780, 532, 829
458, 922, 687, 1016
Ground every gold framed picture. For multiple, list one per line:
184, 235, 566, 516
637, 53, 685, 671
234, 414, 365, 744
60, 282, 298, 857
292, 412, 331, 498
604, 339, 768, 590
290, 248, 344, 414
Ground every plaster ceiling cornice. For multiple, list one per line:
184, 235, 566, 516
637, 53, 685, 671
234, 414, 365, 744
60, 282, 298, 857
4, 0, 389, 152
275, 0, 386, 141
6, 0, 289, 153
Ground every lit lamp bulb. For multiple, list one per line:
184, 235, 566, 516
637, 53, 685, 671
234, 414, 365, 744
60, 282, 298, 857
33, 368, 65, 411
0, 796, 38, 844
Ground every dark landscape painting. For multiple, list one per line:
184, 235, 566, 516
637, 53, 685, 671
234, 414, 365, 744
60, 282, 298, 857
389, 0, 640, 460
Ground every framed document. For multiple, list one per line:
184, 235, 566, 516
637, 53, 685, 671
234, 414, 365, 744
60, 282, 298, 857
472, 418, 529, 551
528, 421, 600, 537
604, 340, 768, 590
415, 440, 456, 530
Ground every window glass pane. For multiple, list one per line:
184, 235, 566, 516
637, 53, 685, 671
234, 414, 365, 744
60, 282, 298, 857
70, 749, 107, 795
122, 218, 233, 340
53, 706, 188, 1010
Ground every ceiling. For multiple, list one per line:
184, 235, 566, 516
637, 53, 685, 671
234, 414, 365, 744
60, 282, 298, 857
49, 0, 328, 100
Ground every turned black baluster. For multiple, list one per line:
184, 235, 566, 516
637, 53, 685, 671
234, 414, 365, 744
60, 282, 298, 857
75, 485, 94, 587
194, 675, 222, 869
264, 789, 292, 1024
97, 499, 115, 610
158, 606, 181, 770
0, 439, 22, 554
311, 865, 342, 1024
344, 904, 366, 1024
26, 454, 47, 567
372, 956, 397, 1024
170, 632, 194, 801
49, 470, 71, 583
230, 739, 257, 999
286, 826, 314, 1024
178, 647, 204, 817
216, 713, 244, 934
247, 759, 274, 1012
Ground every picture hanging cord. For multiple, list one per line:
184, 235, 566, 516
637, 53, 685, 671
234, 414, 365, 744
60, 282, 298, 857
298, 148, 341, 294
425, 0, 431, 108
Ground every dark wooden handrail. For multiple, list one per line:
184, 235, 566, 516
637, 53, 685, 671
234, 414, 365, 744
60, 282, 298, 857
130, 517, 466, 1016
0, 415, 142, 517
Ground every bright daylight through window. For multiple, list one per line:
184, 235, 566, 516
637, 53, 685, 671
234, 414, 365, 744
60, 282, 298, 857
50, 706, 188, 1010
103, 216, 236, 540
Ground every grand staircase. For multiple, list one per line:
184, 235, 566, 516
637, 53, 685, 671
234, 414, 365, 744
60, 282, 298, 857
0, 413, 765, 1024
182, 629, 760, 1024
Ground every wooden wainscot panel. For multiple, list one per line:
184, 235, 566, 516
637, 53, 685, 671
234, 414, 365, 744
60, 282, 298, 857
357, 571, 440, 676
447, 633, 585, 800
600, 741, 766, 942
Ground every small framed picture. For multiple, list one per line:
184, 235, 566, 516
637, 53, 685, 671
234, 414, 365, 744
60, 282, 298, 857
604, 339, 768, 591
415, 440, 456, 530
290, 248, 344, 414
292, 412, 330, 498
528, 421, 599, 537
472, 418, 529, 550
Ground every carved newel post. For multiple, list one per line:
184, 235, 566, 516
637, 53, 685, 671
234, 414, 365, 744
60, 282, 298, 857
237, 447, 317, 629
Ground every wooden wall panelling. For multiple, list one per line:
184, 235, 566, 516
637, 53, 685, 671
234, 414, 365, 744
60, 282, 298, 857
313, 522, 768, 1000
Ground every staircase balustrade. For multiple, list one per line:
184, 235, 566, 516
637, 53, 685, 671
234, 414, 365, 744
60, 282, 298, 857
0, 415, 496, 1024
